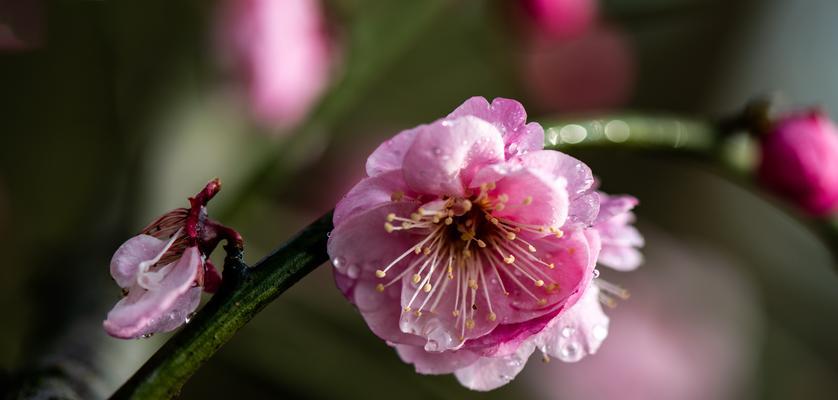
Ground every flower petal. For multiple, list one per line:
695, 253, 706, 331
516, 150, 599, 225
328, 201, 427, 346
447, 96, 545, 157
365, 125, 421, 177
402, 116, 505, 197
471, 165, 569, 229
333, 170, 412, 228
110, 234, 171, 288
394, 344, 480, 375
536, 284, 609, 362
104, 246, 203, 338
454, 340, 536, 391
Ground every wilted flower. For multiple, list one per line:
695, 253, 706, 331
757, 110, 838, 215
103, 179, 242, 339
328, 97, 642, 390
216, 0, 334, 128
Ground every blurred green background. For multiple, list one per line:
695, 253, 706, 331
1, 0, 836, 399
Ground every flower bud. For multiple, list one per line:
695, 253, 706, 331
758, 111, 838, 215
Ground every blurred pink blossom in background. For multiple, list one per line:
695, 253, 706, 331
0, 0, 44, 52
216, 0, 334, 129
527, 233, 760, 400
520, 0, 598, 40
758, 110, 838, 215
522, 25, 635, 113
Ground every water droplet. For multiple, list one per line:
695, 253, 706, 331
185, 312, 196, 324
561, 326, 575, 338
141, 333, 154, 339
332, 257, 345, 270
347, 264, 360, 279
559, 342, 581, 362
592, 325, 608, 341
326, 231, 332, 238
593, 269, 600, 279
432, 147, 442, 156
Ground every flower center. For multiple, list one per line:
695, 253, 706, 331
375, 182, 566, 339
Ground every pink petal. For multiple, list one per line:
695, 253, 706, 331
470, 164, 569, 229
394, 344, 480, 374
365, 125, 421, 177
402, 116, 505, 197
104, 246, 203, 339
595, 193, 638, 224
447, 97, 545, 157
516, 150, 599, 225
328, 202, 428, 347
595, 193, 643, 271
453, 341, 536, 391
109, 234, 171, 288
536, 284, 609, 362
333, 170, 412, 228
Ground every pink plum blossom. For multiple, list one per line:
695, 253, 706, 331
216, 0, 334, 129
757, 110, 838, 215
328, 97, 642, 390
522, 25, 635, 112
103, 179, 241, 339
594, 192, 643, 271
520, 0, 598, 40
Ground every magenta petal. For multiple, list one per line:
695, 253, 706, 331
454, 341, 536, 391
333, 170, 412, 228
110, 234, 171, 288
103, 247, 203, 339
536, 284, 608, 362
595, 193, 643, 271
394, 344, 480, 375
516, 150, 599, 225
402, 116, 505, 197
447, 96, 545, 157
365, 125, 421, 177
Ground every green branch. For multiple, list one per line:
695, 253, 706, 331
110, 213, 333, 400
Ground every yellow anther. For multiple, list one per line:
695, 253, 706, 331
487, 312, 497, 322
462, 199, 473, 211
423, 247, 431, 255
528, 244, 537, 252
414, 246, 422, 254
522, 196, 533, 205
468, 279, 478, 290
412, 274, 422, 284
537, 298, 548, 306
506, 232, 517, 241
504, 255, 516, 264
403, 306, 412, 312
498, 194, 509, 203
465, 319, 475, 329
491, 218, 499, 225
414, 310, 423, 317
384, 222, 395, 233
391, 191, 404, 201
452, 310, 460, 317
547, 263, 555, 269
432, 216, 440, 224
476, 239, 487, 248
487, 182, 496, 190
534, 279, 545, 287
542, 353, 551, 363
375, 283, 385, 292
386, 213, 397, 222
494, 203, 505, 211
375, 270, 386, 278
411, 213, 421, 221
463, 249, 473, 258
401, 221, 411, 228
423, 283, 432, 292
445, 217, 453, 225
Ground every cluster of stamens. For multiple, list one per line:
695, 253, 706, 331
375, 182, 568, 341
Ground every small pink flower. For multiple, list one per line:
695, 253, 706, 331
595, 192, 644, 271
758, 110, 838, 215
328, 97, 641, 390
520, 0, 598, 40
103, 179, 240, 339
216, 0, 334, 128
